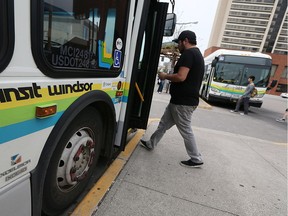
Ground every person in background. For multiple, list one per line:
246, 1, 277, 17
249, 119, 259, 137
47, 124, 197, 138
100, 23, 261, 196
231, 75, 255, 115
157, 76, 164, 93
140, 30, 205, 168
276, 108, 288, 122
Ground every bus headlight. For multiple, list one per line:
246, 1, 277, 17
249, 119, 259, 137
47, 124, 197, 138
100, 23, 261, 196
255, 94, 264, 98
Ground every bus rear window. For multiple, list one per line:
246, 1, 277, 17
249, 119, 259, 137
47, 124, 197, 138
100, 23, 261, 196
0, 0, 14, 73
33, 0, 129, 77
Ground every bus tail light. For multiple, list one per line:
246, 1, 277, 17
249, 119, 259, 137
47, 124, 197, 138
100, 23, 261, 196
36, 104, 57, 118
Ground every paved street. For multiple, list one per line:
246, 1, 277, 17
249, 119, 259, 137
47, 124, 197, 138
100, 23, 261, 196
150, 91, 287, 144
93, 92, 287, 216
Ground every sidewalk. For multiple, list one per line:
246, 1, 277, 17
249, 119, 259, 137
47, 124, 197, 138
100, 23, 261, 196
93, 121, 287, 216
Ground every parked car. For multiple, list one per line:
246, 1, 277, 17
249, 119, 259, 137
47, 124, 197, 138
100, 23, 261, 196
280, 92, 288, 98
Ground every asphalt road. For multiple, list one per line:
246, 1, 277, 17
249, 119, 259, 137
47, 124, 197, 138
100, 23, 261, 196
150, 91, 287, 144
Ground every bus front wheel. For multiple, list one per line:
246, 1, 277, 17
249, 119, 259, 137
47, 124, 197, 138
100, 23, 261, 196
42, 107, 103, 215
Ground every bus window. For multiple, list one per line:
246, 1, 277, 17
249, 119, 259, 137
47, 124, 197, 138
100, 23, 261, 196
240, 66, 271, 87
215, 62, 271, 87
33, 0, 129, 77
215, 63, 244, 85
0, 0, 14, 73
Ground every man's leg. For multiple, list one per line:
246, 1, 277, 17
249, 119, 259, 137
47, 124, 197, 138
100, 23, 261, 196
243, 97, 249, 114
172, 104, 202, 163
235, 97, 243, 112
142, 103, 175, 149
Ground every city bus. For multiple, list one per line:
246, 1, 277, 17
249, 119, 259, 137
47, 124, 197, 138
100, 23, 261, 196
200, 49, 272, 108
0, 0, 176, 215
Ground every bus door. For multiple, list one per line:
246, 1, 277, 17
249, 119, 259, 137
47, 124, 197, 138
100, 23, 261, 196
129, 1, 169, 129
203, 61, 216, 100
119, 0, 170, 149
206, 66, 215, 100
127, 1, 169, 128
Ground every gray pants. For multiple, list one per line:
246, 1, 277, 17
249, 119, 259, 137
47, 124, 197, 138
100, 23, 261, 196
147, 103, 202, 163
235, 97, 250, 114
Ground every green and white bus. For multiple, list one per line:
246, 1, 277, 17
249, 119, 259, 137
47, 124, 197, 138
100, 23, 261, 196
200, 49, 272, 108
0, 0, 176, 215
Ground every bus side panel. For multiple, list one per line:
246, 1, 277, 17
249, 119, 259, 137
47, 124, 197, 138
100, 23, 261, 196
0, 79, 123, 186
0, 175, 31, 216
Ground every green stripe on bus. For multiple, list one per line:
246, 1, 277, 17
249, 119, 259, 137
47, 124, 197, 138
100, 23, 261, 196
0, 97, 78, 127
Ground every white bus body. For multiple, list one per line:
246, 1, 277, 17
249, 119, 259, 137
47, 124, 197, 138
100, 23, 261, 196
200, 49, 272, 108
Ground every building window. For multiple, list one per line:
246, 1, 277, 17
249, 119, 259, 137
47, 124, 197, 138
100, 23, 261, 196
276, 83, 288, 92
270, 64, 278, 77
281, 66, 288, 78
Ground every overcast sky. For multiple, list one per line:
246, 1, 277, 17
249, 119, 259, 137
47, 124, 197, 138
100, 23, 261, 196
162, 0, 219, 54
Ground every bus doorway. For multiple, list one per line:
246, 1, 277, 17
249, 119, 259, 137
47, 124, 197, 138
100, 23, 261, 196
129, 1, 169, 129
119, 1, 172, 149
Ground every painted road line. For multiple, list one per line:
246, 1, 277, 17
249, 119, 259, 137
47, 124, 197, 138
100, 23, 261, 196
273, 142, 288, 146
71, 129, 145, 216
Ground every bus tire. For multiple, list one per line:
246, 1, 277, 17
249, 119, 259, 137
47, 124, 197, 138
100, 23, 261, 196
201, 87, 206, 99
42, 106, 103, 215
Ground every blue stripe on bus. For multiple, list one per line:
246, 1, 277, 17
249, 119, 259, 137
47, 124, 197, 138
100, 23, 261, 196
0, 112, 64, 144
122, 96, 128, 103
112, 96, 128, 103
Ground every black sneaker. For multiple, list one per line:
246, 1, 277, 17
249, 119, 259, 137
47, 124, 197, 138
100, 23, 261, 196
140, 140, 153, 151
180, 159, 203, 168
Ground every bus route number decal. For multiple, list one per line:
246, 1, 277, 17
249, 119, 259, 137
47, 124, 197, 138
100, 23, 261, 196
51, 45, 96, 69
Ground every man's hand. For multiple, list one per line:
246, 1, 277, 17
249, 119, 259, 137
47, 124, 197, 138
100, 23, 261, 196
158, 66, 189, 82
158, 72, 166, 80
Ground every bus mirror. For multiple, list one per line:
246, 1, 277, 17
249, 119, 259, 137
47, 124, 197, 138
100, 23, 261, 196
212, 58, 218, 67
270, 80, 277, 88
163, 13, 176, 37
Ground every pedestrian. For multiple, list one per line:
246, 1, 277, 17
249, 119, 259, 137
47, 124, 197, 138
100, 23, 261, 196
140, 30, 205, 168
157, 76, 164, 93
276, 108, 288, 122
230, 75, 255, 115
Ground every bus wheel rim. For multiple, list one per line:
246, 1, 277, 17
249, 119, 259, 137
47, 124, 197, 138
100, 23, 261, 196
56, 128, 95, 192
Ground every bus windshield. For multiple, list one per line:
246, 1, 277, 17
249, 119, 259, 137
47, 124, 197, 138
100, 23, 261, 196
214, 62, 271, 87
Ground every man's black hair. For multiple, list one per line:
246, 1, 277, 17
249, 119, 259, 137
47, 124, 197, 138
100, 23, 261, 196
249, 75, 255, 81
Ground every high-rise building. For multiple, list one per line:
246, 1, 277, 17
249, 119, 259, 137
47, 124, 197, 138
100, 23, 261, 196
206, 0, 287, 95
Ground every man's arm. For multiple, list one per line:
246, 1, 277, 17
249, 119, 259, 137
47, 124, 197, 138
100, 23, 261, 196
158, 66, 189, 82
243, 84, 254, 97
